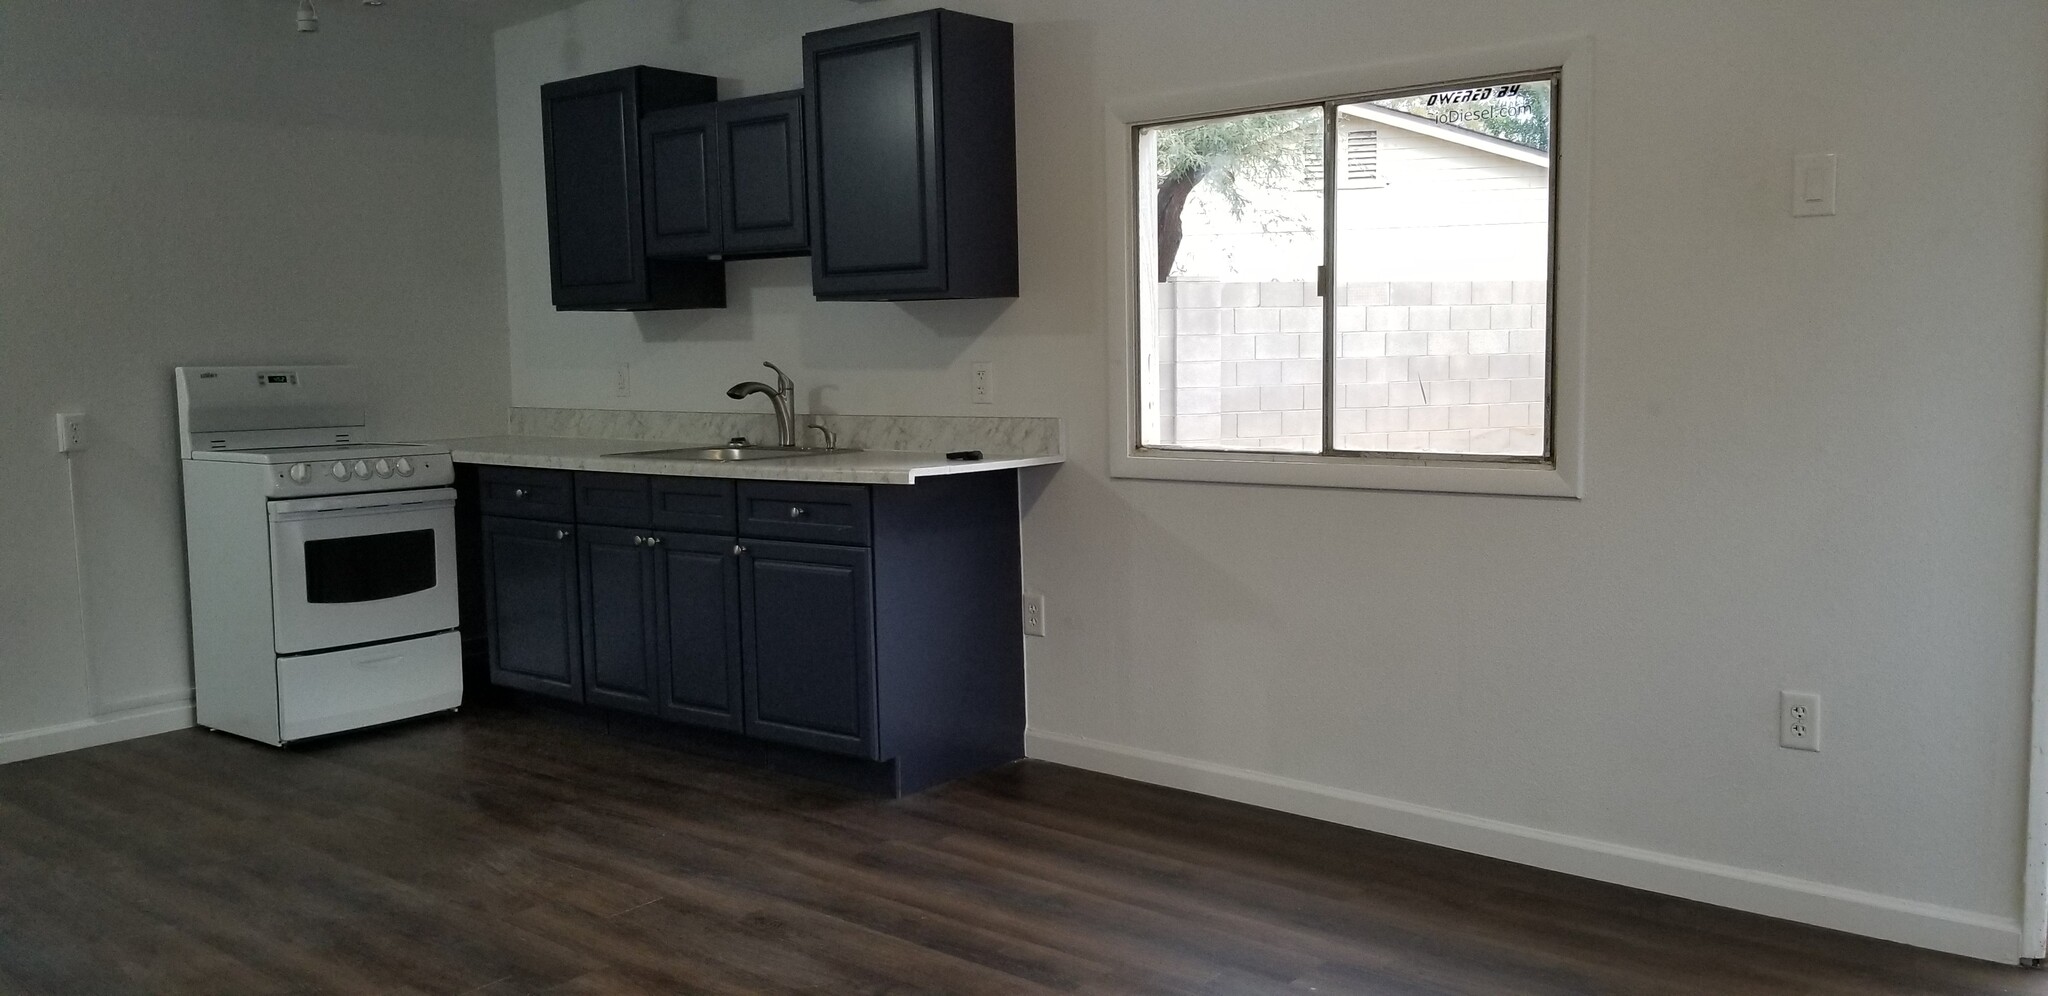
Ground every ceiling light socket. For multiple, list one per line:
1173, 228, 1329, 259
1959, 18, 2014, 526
296, 0, 319, 33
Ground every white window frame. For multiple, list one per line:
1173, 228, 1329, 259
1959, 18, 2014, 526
1104, 36, 1592, 498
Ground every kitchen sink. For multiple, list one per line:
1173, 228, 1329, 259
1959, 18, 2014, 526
603, 444, 856, 462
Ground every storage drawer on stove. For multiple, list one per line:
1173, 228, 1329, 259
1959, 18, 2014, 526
477, 467, 574, 521
276, 630, 463, 743
736, 482, 870, 545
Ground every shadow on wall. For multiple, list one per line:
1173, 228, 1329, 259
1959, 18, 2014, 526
631, 258, 804, 343
793, 296, 1013, 373
1033, 467, 1314, 761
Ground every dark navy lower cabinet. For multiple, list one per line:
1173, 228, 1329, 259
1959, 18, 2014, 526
469, 467, 1025, 795
657, 532, 746, 732
739, 540, 876, 758
481, 515, 583, 702
578, 525, 662, 715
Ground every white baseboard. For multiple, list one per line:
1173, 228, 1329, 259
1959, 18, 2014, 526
0, 701, 195, 765
1024, 729, 2023, 964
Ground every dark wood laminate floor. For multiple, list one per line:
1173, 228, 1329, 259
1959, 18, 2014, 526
0, 710, 2041, 995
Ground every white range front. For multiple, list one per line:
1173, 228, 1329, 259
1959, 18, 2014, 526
177, 364, 463, 746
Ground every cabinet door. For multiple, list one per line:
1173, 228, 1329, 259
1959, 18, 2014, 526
739, 540, 876, 757
642, 104, 722, 259
717, 92, 808, 256
481, 516, 582, 701
542, 66, 724, 311
655, 533, 744, 731
544, 71, 651, 308
804, 15, 945, 298
578, 525, 660, 715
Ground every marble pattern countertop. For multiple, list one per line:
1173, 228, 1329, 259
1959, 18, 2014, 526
436, 435, 1064, 486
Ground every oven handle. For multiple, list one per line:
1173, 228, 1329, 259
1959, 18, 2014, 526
268, 487, 457, 519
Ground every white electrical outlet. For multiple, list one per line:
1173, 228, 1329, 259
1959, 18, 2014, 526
1022, 591, 1046, 637
612, 363, 632, 398
1780, 691, 1821, 751
972, 361, 995, 405
54, 413, 86, 454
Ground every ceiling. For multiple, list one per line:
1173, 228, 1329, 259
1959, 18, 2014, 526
420, 0, 592, 29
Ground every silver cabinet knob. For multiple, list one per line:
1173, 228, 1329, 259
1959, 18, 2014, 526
646, 536, 663, 547
788, 505, 808, 519
554, 529, 569, 540
513, 488, 530, 499
733, 544, 748, 556
631, 535, 646, 546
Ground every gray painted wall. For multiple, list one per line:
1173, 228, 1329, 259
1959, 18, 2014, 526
0, 1, 510, 753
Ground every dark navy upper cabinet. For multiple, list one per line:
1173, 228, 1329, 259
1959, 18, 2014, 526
640, 103, 722, 259
645, 91, 809, 260
803, 10, 1017, 301
717, 91, 809, 256
740, 540, 877, 758
657, 532, 746, 731
578, 526, 662, 715
542, 66, 725, 311
481, 515, 583, 702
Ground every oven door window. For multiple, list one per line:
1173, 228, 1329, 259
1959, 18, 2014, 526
302, 529, 437, 603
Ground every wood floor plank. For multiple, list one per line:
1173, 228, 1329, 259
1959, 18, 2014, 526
0, 707, 2042, 995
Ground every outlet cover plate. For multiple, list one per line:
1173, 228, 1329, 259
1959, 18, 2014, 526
1022, 591, 1046, 637
1780, 690, 1820, 751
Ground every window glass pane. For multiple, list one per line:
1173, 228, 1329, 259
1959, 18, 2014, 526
1334, 79, 1552, 457
1137, 107, 1324, 453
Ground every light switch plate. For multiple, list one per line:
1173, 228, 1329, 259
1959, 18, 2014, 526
1793, 153, 1837, 217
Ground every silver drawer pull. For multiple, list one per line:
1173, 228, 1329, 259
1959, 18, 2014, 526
788, 505, 808, 519
733, 544, 747, 556
513, 488, 530, 499
554, 529, 569, 540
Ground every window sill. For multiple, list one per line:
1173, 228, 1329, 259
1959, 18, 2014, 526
1110, 447, 1579, 498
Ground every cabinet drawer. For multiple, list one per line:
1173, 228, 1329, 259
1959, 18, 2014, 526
478, 466, 575, 521
575, 472, 652, 527
651, 476, 736, 534
737, 482, 870, 545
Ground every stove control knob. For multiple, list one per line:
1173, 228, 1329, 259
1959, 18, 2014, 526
287, 463, 310, 484
394, 457, 414, 477
330, 462, 349, 481
373, 458, 393, 478
352, 460, 370, 479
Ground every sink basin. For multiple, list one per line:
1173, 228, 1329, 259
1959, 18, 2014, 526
604, 445, 856, 462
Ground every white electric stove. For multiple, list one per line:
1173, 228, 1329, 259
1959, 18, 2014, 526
177, 365, 462, 746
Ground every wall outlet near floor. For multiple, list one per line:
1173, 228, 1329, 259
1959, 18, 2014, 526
971, 361, 995, 405
611, 363, 632, 398
1780, 691, 1821, 751
54, 412, 86, 454
1022, 591, 1046, 637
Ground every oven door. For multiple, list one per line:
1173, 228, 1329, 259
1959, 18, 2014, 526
268, 487, 458, 655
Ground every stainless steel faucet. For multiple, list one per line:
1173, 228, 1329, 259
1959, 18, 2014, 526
726, 361, 797, 447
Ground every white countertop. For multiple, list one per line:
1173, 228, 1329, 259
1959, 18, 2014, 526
436, 435, 1064, 485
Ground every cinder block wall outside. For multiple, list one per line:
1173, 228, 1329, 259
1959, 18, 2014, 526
1155, 279, 1547, 454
